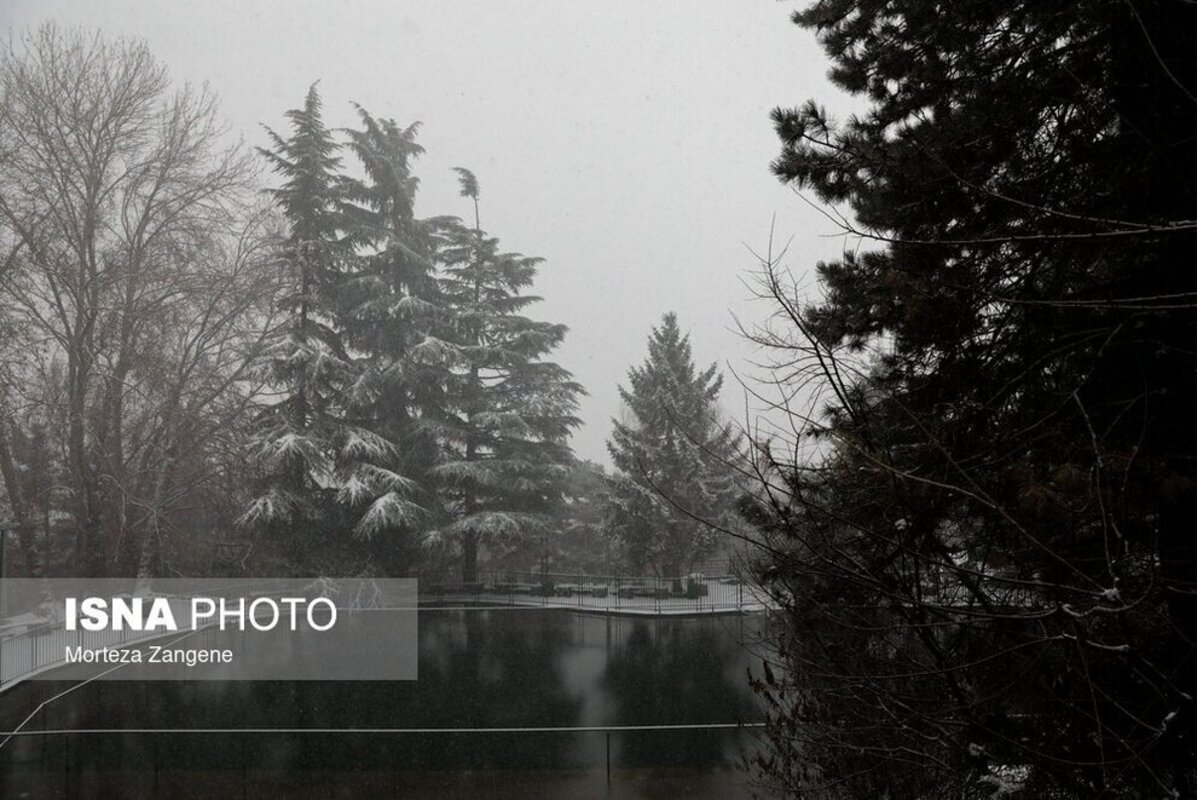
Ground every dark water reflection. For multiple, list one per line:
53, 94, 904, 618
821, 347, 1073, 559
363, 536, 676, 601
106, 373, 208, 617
0, 610, 768, 798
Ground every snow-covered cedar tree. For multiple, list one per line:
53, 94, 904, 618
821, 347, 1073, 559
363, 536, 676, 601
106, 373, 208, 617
423, 168, 582, 583
334, 105, 445, 543
242, 87, 422, 548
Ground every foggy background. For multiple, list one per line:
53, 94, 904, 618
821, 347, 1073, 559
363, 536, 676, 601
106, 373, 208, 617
0, 0, 852, 464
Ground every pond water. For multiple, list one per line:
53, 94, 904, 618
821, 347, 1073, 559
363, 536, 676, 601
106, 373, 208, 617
0, 609, 772, 798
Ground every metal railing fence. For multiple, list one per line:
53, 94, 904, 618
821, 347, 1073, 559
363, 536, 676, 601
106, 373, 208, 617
422, 569, 758, 613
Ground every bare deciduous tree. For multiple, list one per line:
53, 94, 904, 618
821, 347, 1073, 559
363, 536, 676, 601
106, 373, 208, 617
0, 25, 267, 576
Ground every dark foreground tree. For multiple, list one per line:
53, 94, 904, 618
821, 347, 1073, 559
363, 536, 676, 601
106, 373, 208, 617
749, 1, 1197, 797
606, 313, 740, 576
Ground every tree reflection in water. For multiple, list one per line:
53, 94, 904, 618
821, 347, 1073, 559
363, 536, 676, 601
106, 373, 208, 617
600, 616, 758, 767
0, 609, 764, 796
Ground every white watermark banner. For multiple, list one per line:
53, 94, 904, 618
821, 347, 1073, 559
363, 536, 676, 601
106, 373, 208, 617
0, 579, 418, 681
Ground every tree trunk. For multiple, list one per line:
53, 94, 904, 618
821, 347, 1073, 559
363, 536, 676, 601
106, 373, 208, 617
136, 438, 176, 580
68, 353, 104, 576
462, 532, 479, 585
0, 418, 39, 576
99, 360, 131, 572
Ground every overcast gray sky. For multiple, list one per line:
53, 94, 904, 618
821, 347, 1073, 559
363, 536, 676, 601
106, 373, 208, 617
1, 0, 852, 465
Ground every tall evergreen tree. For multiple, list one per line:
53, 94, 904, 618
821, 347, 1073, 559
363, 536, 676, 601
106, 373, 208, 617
750, 2, 1197, 795
550, 459, 613, 573
606, 313, 740, 576
242, 86, 398, 545
426, 169, 582, 583
335, 106, 442, 543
